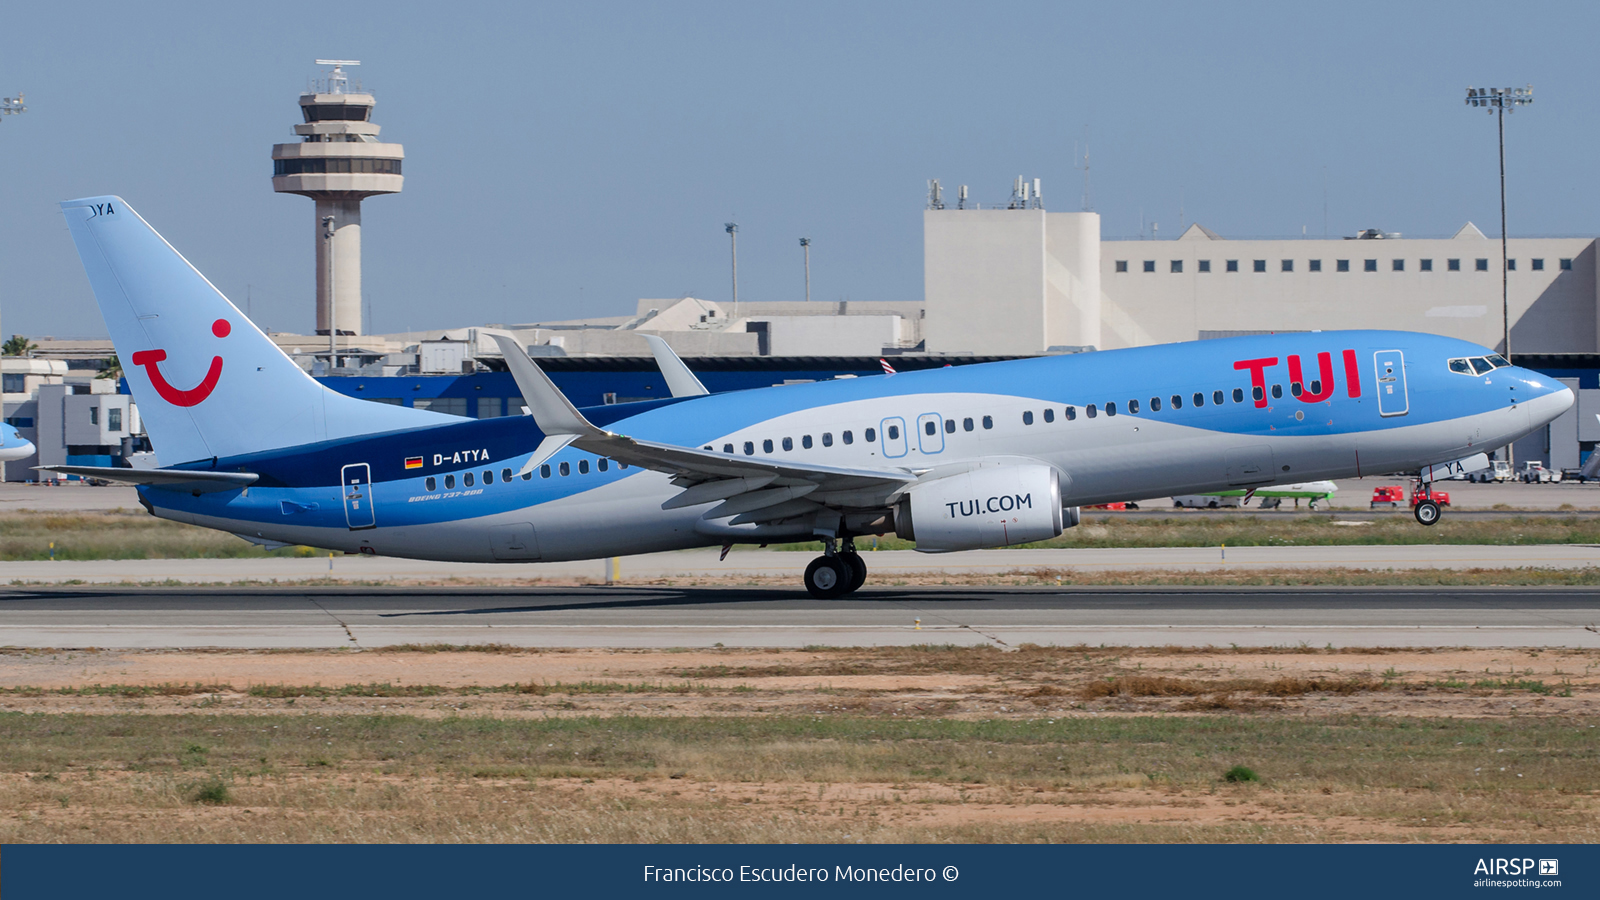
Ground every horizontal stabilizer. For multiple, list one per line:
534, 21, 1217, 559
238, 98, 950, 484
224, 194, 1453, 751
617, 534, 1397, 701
36, 465, 257, 493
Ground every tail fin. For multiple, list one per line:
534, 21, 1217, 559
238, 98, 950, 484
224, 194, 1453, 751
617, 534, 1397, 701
61, 196, 456, 465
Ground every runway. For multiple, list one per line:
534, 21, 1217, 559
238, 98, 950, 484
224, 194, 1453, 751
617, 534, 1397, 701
2, 585, 1596, 650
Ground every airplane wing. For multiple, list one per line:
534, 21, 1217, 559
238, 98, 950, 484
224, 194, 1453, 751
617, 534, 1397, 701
36, 465, 258, 494
641, 334, 710, 397
492, 335, 915, 523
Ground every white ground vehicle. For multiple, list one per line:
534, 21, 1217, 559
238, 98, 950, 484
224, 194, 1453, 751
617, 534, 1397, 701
1518, 461, 1562, 483
1172, 495, 1242, 509
1468, 460, 1513, 483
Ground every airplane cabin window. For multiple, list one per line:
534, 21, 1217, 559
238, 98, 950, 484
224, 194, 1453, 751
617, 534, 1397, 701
782, 437, 793, 451
425, 477, 437, 491
598, 459, 609, 472
945, 419, 955, 433
539, 466, 550, 479
1171, 394, 1182, 409
925, 421, 937, 436
887, 425, 899, 440
558, 462, 569, 476
703, 446, 713, 451
1193, 392, 1204, 407
1291, 381, 1303, 396
1064, 406, 1076, 420
1251, 386, 1264, 402
1106, 402, 1118, 416
981, 416, 993, 430
1469, 357, 1493, 375
1213, 390, 1225, 405
1150, 396, 1161, 411
743, 441, 755, 455
822, 432, 834, 446
521, 470, 532, 481
1022, 411, 1034, 425
763, 439, 775, 453
802, 435, 813, 449
1086, 404, 1097, 418
843, 430, 854, 444
483, 470, 494, 484
1270, 384, 1282, 399
578, 460, 589, 474
1232, 388, 1245, 403
723, 443, 734, 453
464, 472, 475, 487
1128, 399, 1140, 414
1042, 408, 1054, 423
963, 418, 974, 431
865, 428, 877, 442
445, 474, 456, 489
502, 467, 514, 481
1487, 355, 1511, 368
1309, 380, 1322, 395
619, 463, 628, 469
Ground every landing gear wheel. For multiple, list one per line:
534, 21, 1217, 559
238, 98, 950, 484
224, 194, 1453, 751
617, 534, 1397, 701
804, 556, 850, 599
1414, 500, 1441, 526
839, 552, 867, 594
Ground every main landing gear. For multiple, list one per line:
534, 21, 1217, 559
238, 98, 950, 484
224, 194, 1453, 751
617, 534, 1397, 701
1412, 478, 1443, 526
803, 538, 868, 599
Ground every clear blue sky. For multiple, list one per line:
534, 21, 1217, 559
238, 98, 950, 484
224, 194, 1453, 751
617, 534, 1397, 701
2, 0, 1595, 338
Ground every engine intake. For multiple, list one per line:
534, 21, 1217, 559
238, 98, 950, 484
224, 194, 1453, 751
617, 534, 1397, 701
896, 464, 1064, 552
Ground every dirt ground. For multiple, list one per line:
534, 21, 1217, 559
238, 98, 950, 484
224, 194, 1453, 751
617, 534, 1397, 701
1, 645, 1594, 843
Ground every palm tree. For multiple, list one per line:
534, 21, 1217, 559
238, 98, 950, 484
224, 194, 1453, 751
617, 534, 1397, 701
96, 354, 122, 381
1, 336, 37, 357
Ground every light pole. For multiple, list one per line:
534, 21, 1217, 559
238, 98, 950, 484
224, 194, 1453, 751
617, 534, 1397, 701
1465, 84, 1533, 467
725, 223, 739, 320
322, 215, 336, 369
1, 93, 27, 378
799, 237, 811, 302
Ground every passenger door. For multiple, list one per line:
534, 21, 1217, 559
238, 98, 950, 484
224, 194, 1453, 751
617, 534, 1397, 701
1374, 350, 1409, 417
916, 412, 945, 455
340, 463, 376, 530
880, 417, 908, 458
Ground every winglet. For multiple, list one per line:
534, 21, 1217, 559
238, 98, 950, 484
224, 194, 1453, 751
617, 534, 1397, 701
490, 334, 607, 439
642, 334, 709, 397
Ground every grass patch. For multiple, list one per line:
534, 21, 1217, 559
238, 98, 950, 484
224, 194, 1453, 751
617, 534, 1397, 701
0, 510, 332, 560
1223, 765, 1260, 783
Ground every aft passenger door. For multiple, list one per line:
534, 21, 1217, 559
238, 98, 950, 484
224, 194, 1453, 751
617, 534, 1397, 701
880, 417, 908, 458
340, 463, 376, 530
916, 412, 945, 455
1374, 350, 1409, 417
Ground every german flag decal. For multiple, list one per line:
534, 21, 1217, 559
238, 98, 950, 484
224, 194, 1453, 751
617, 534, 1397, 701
404, 456, 424, 470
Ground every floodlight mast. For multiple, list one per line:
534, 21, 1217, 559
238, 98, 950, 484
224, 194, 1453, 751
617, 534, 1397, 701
799, 237, 811, 302
1464, 84, 1533, 468
725, 223, 739, 321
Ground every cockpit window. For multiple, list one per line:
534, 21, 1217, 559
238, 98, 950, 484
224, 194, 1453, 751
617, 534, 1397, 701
1469, 357, 1494, 375
1447, 358, 1472, 374
1486, 354, 1511, 368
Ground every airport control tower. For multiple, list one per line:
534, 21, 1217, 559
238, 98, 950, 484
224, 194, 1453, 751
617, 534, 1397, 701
270, 60, 403, 336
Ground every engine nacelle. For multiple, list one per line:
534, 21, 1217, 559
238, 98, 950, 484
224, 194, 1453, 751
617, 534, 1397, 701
895, 464, 1063, 552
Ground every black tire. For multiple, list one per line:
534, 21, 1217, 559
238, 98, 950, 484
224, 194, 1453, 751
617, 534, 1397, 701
840, 552, 868, 594
1207, 500, 1219, 509
1414, 500, 1441, 526
1174, 501, 1184, 508
804, 556, 850, 599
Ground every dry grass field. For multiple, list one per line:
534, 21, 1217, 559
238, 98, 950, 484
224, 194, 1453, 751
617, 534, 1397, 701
0, 644, 1594, 843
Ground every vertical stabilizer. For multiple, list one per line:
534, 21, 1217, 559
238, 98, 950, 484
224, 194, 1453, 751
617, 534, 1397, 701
60, 196, 456, 465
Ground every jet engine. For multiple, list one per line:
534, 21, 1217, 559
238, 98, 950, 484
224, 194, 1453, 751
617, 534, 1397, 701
895, 464, 1064, 552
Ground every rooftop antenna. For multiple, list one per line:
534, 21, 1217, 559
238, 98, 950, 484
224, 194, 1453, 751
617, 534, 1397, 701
314, 59, 360, 95
957, 184, 968, 210
0, 92, 26, 121
1074, 131, 1092, 211
1031, 178, 1042, 210
926, 179, 944, 210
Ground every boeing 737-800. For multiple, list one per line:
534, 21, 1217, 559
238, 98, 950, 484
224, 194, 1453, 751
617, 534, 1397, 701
45, 197, 1573, 597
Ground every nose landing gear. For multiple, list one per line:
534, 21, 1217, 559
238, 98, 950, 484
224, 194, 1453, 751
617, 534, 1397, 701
803, 538, 869, 599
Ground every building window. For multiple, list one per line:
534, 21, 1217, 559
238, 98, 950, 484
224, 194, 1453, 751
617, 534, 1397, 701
1198, 260, 1211, 273
1115, 260, 1128, 273
89, 407, 99, 425
1281, 259, 1293, 272
1420, 259, 1433, 271
1, 374, 24, 393
1170, 260, 1183, 273
1308, 259, 1322, 272
1336, 259, 1350, 272
1364, 259, 1378, 272
1506, 259, 1517, 271
1560, 258, 1573, 270
1392, 259, 1404, 271
414, 397, 468, 416
1226, 260, 1239, 272
1531, 258, 1544, 271
1143, 260, 1156, 272
1253, 260, 1267, 273
476, 397, 504, 418
1448, 258, 1461, 271
1476, 258, 1489, 271
108, 408, 122, 432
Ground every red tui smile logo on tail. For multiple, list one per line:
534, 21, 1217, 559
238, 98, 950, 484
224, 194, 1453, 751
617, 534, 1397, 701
131, 318, 230, 407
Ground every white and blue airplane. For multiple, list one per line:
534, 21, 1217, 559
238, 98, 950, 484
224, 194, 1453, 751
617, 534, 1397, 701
44, 196, 1573, 597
